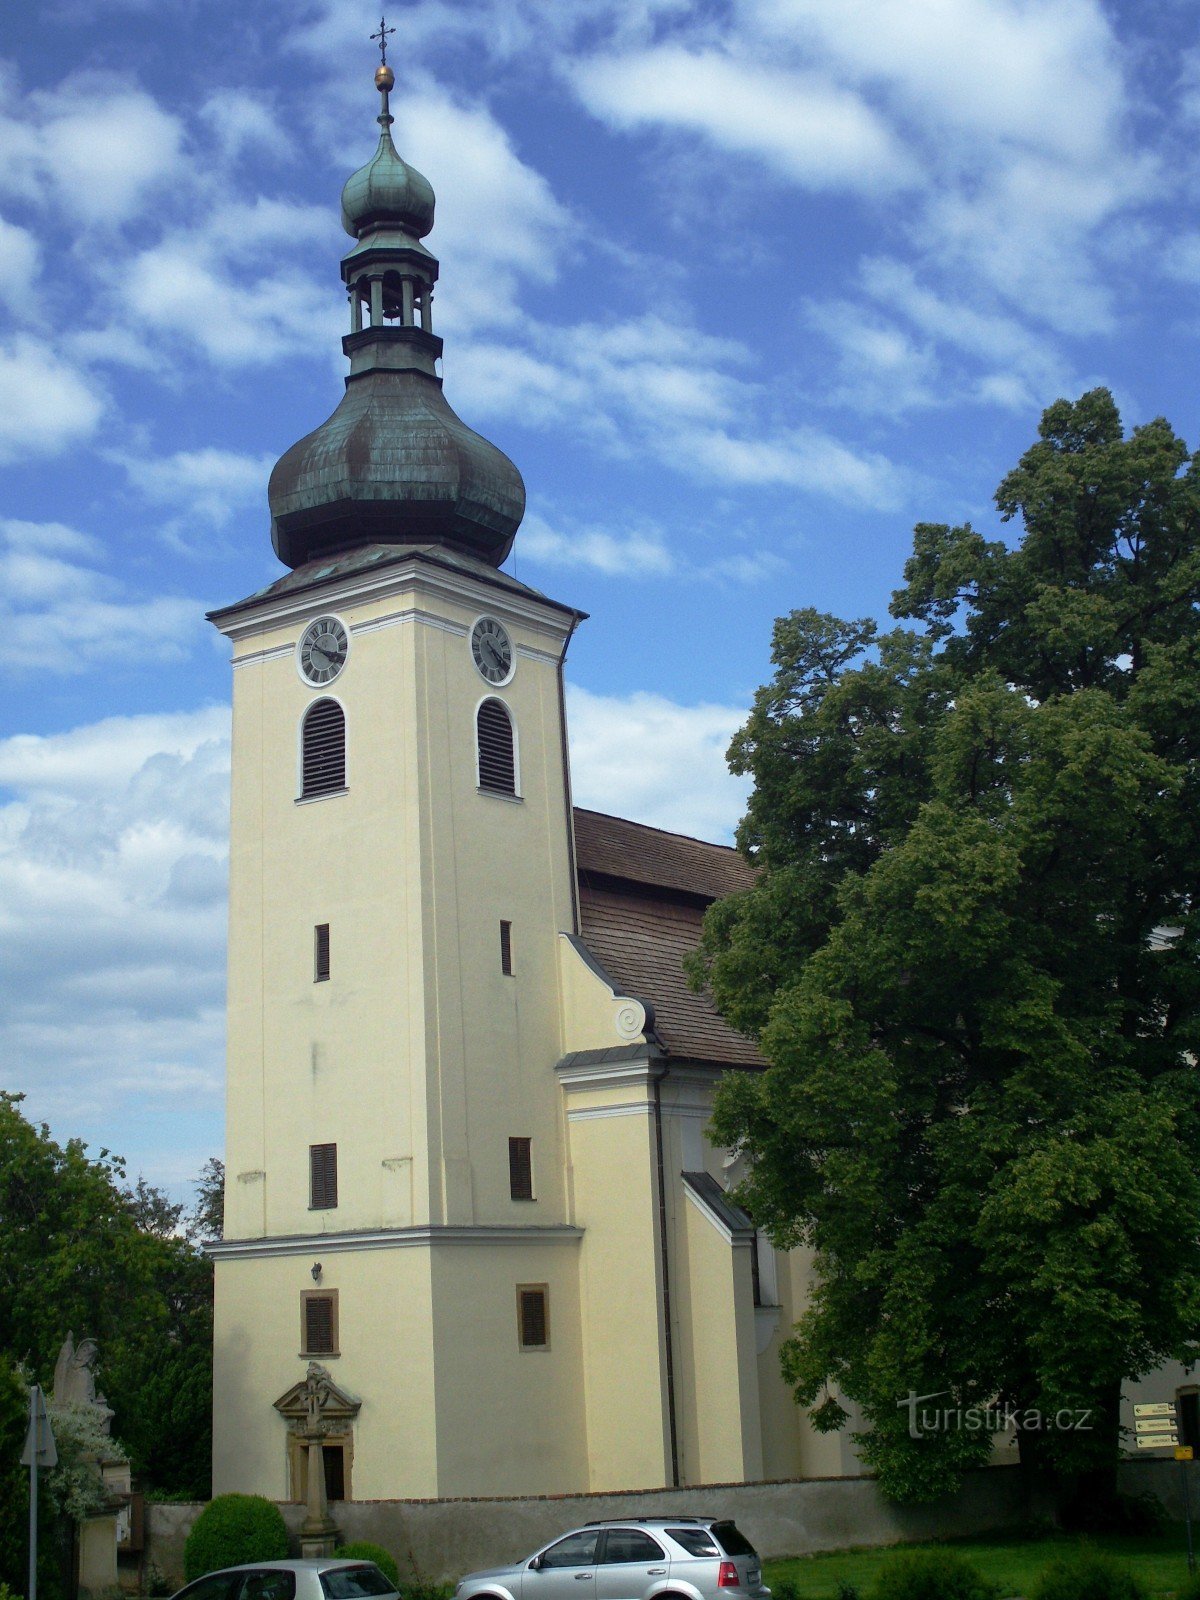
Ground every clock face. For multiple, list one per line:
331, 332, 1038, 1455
298, 615, 349, 686
471, 616, 514, 685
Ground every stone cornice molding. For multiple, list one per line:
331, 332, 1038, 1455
207, 1222, 584, 1260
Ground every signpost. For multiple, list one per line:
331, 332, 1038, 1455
1133, 1401, 1194, 1575
19, 1385, 57, 1600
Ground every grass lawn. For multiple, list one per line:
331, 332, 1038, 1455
763, 1527, 1197, 1598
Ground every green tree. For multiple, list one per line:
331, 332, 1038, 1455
694, 390, 1200, 1511
0, 1095, 213, 1501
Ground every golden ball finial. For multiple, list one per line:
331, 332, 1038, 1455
375, 64, 395, 91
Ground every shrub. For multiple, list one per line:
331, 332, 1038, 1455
1173, 1572, 1200, 1600
337, 1545, 400, 1587
871, 1548, 998, 1600
836, 1583, 862, 1600
771, 1582, 801, 1600
399, 1585, 453, 1600
183, 1494, 288, 1582
1029, 1547, 1148, 1600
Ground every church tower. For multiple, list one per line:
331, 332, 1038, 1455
208, 40, 820, 1513
208, 55, 593, 1501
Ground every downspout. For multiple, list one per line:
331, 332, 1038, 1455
556, 613, 582, 935
652, 1065, 681, 1487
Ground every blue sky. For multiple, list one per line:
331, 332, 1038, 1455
3, 0, 1199, 1203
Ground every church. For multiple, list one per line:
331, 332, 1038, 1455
206, 51, 855, 1504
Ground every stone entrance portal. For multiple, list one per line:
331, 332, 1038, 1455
274, 1364, 361, 1555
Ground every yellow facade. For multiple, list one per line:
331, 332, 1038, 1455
209, 547, 833, 1500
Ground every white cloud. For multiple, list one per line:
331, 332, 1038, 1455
394, 84, 574, 332
742, 0, 1125, 163
0, 73, 185, 227
0, 707, 229, 1195
522, 510, 675, 575
122, 237, 340, 367
0, 214, 37, 315
808, 299, 939, 415
859, 256, 1074, 410
113, 446, 276, 525
572, 46, 917, 193
200, 89, 283, 162
459, 311, 903, 506
0, 519, 202, 674
567, 684, 749, 842
677, 423, 905, 507
0, 338, 104, 461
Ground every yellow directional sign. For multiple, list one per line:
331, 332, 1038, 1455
1135, 1402, 1177, 1417
1177, 1446, 1195, 1462
1137, 1434, 1179, 1449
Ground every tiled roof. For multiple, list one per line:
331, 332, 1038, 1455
573, 809, 765, 1070
573, 808, 757, 901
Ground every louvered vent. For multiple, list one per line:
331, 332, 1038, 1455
477, 699, 515, 794
509, 1136, 533, 1201
310, 1142, 338, 1209
518, 1285, 548, 1347
302, 699, 346, 797
303, 1292, 337, 1354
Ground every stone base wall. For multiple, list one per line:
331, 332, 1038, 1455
142, 1460, 1187, 1590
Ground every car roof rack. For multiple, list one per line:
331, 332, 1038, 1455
582, 1516, 718, 1527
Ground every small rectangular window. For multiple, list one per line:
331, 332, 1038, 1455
517, 1283, 549, 1349
509, 1136, 533, 1201
310, 1143, 338, 1210
315, 923, 330, 982
301, 1290, 338, 1355
500, 919, 513, 975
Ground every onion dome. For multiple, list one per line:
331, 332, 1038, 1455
269, 372, 525, 567
267, 59, 525, 571
340, 93, 435, 239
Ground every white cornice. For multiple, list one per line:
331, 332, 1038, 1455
212, 555, 577, 645
207, 1222, 584, 1260
557, 1059, 664, 1094
567, 1102, 652, 1122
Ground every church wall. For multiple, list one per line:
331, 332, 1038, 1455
676, 1193, 764, 1484
755, 1306, 804, 1480
565, 1088, 673, 1491
213, 1246, 441, 1500
223, 594, 430, 1241
428, 1240, 589, 1494
406, 587, 575, 1230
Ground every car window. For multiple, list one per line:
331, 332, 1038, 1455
666, 1530, 720, 1557
320, 1567, 396, 1599
711, 1524, 757, 1559
241, 1575, 296, 1600
600, 1532, 665, 1565
539, 1532, 600, 1569
174, 1574, 245, 1600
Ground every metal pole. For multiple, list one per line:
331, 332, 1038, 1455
28, 1386, 38, 1600
1183, 1459, 1195, 1575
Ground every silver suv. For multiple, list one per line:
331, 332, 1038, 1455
455, 1517, 769, 1600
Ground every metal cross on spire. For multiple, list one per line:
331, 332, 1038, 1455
370, 15, 396, 66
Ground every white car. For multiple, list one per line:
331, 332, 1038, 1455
172, 1559, 399, 1600
455, 1518, 769, 1600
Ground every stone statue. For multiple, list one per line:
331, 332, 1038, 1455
303, 1362, 333, 1433
52, 1332, 114, 1433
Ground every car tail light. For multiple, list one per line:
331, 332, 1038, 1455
718, 1564, 740, 1588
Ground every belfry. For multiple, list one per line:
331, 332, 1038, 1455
207, 41, 838, 1507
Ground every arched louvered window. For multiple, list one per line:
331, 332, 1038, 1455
477, 698, 516, 795
301, 698, 346, 798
